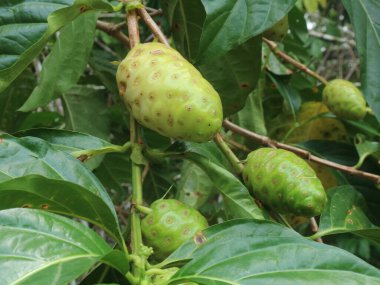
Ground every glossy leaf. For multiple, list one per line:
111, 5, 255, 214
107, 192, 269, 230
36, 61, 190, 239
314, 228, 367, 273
176, 161, 215, 209
20, 12, 98, 111
167, 219, 380, 284
342, 0, 380, 123
0, 135, 123, 243
62, 85, 110, 140
0, 208, 125, 285
196, 0, 297, 63
313, 186, 380, 244
15, 128, 120, 170
0, 0, 113, 93
0, 175, 122, 243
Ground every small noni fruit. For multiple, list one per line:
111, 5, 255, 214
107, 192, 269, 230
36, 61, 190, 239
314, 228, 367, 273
322, 79, 367, 120
141, 199, 208, 260
116, 42, 223, 142
263, 15, 289, 42
242, 148, 327, 217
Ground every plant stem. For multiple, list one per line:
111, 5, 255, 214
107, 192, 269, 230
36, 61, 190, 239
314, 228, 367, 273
72, 142, 131, 161
262, 37, 329, 85
213, 133, 244, 174
138, 8, 169, 46
126, 7, 147, 283
223, 119, 380, 185
96, 20, 129, 46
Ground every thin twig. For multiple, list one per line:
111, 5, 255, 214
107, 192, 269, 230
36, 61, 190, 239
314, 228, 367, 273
213, 133, 244, 174
310, 217, 323, 243
223, 120, 380, 185
137, 8, 169, 46
96, 20, 129, 46
262, 37, 328, 85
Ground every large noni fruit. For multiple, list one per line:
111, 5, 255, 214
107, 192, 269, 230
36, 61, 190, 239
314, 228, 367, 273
141, 199, 208, 259
243, 148, 327, 217
322, 79, 367, 120
116, 42, 223, 142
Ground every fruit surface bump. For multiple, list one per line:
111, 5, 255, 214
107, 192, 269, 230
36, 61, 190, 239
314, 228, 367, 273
322, 79, 367, 120
243, 148, 327, 217
141, 199, 208, 259
116, 42, 223, 142
263, 15, 289, 42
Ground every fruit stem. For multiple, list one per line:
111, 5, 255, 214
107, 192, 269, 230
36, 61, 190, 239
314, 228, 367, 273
136, 205, 153, 215
138, 8, 169, 46
262, 37, 328, 85
213, 133, 244, 174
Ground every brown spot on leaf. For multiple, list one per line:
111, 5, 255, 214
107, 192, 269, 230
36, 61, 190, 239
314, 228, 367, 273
41, 204, 49, 210
21, 204, 32, 208
193, 231, 207, 245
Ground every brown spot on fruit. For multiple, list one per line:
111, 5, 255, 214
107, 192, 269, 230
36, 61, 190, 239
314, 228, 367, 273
118, 81, 126, 97
186, 105, 192, 111
166, 216, 174, 224
152, 71, 161, 80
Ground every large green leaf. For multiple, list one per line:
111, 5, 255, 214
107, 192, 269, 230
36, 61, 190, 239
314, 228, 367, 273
0, 208, 128, 285
342, 0, 380, 123
19, 11, 98, 111
167, 219, 380, 284
312, 186, 380, 244
0, 0, 113, 93
62, 85, 110, 140
0, 175, 122, 243
15, 128, 115, 170
0, 135, 124, 243
196, 0, 297, 64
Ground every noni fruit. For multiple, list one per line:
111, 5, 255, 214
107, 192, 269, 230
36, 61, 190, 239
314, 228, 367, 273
263, 15, 289, 42
116, 42, 223, 142
243, 148, 327, 217
141, 199, 208, 260
322, 79, 367, 120
151, 267, 197, 285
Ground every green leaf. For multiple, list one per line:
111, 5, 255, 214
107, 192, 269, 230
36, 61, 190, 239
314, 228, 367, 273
167, 219, 380, 284
94, 153, 132, 195
15, 128, 117, 170
0, 135, 124, 243
267, 73, 301, 119
196, 0, 297, 64
0, 69, 35, 132
62, 85, 110, 140
0, 175, 123, 243
354, 134, 380, 168
199, 37, 262, 116
342, 0, 380, 123
233, 76, 267, 136
313, 186, 380, 245
19, 12, 98, 111
0, 208, 118, 285
176, 161, 215, 209
0, 0, 113, 93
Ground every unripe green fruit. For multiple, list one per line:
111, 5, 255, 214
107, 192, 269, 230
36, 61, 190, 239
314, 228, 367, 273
322, 79, 367, 120
116, 42, 223, 142
243, 148, 327, 217
263, 15, 289, 42
141, 199, 208, 260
